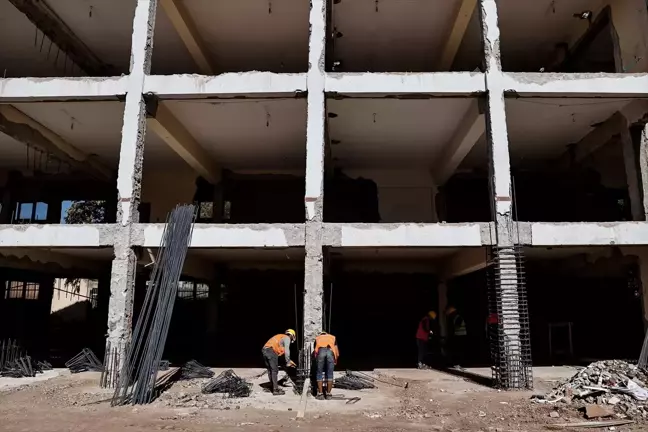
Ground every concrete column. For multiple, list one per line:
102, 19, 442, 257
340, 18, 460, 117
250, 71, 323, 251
480, 0, 525, 388
640, 124, 648, 220
302, 0, 326, 345
620, 128, 643, 221
438, 281, 449, 338
106, 0, 158, 364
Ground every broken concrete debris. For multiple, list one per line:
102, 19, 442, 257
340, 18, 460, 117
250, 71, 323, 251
533, 360, 648, 420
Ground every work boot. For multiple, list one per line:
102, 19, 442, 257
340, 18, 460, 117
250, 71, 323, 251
325, 381, 333, 400
316, 380, 324, 400
272, 388, 285, 396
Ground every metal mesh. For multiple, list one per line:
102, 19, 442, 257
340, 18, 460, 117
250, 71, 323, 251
487, 246, 533, 390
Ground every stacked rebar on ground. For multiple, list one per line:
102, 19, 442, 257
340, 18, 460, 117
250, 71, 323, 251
202, 369, 252, 398
334, 371, 376, 390
66, 348, 103, 373
1, 339, 52, 378
179, 360, 214, 380
111, 205, 196, 406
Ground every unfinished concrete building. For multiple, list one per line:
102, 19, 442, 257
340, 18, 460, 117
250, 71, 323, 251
1, 0, 648, 387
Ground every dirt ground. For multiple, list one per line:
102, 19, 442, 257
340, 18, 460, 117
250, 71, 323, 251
0, 368, 644, 432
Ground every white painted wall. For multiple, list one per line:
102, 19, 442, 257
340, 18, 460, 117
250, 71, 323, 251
344, 169, 437, 223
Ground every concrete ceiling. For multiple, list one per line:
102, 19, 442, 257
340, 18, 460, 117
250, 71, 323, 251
327, 97, 476, 168
0, 0, 135, 77
329, 247, 461, 261
330, 0, 481, 72
152, 0, 309, 74
157, 98, 307, 169
505, 97, 632, 163
188, 247, 304, 263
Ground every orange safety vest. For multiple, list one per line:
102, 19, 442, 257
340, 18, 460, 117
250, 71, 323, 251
314, 333, 339, 361
264, 334, 287, 356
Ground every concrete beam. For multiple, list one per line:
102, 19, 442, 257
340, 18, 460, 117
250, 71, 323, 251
530, 222, 648, 246
0, 224, 116, 247
434, 99, 485, 184
132, 223, 306, 248
438, 0, 478, 71
325, 72, 486, 96
143, 73, 307, 98
502, 73, 648, 97
146, 100, 220, 184
7, 0, 112, 76
0, 77, 128, 102
322, 223, 491, 247
441, 247, 489, 280
0, 105, 113, 180
160, 0, 214, 75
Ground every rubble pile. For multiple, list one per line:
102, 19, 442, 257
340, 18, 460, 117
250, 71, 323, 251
535, 360, 648, 420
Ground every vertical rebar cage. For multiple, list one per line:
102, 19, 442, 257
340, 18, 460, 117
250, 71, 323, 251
487, 246, 533, 390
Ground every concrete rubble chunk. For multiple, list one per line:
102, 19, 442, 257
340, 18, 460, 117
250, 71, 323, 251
585, 404, 614, 419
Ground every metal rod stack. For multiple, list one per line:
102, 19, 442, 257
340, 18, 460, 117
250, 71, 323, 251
0, 339, 52, 378
179, 360, 214, 380
111, 204, 196, 406
65, 348, 103, 373
101, 341, 124, 388
334, 371, 376, 390
487, 246, 533, 390
202, 369, 252, 398
0, 339, 21, 371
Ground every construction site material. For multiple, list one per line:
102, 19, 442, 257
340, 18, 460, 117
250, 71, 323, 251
639, 329, 648, 369
534, 360, 648, 420
487, 246, 533, 390
111, 205, 196, 406
179, 360, 214, 380
201, 369, 252, 398
65, 348, 103, 373
100, 341, 123, 389
0, 339, 22, 371
294, 349, 310, 394
334, 371, 376, 390
159, 360, 170, 371
353, 370, 409, 389
548, 419, 634, 429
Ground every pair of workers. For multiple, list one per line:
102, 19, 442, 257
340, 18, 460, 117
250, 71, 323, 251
262, 329, 339, 399
416, 306, 467, 368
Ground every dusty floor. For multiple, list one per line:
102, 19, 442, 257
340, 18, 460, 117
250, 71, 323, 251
0, 367, 643, 432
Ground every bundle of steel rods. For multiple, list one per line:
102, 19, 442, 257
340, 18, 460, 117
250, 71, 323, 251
334, 371, 376, 390
65, 348, 103, 373
202, 369, 252, 398
179, 360, 214, 380
1, 356, 35, 378
111, 205, 196, 406
0, 339, 22, 371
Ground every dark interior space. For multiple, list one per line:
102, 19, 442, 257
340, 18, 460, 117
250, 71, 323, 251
324, 170, 380, 223
0, 172, 117, 225
512, 167, 632, 222
437, 175, 492, 223
0, 267, 110, 366
526, 250, 644, 365
325, 269, 437, 370
138, 267, 304, 367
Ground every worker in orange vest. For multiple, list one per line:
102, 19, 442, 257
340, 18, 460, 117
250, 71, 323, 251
262, 329, 297, 395
313, 331, 339, 400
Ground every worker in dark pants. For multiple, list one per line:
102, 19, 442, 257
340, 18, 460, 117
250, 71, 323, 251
446, 306, 467, 368
262, 329, 296, 395
416, 311, 439, 369
314, 332, 339, 400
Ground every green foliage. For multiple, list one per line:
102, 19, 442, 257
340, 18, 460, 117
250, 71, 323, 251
64, 200, 106, 224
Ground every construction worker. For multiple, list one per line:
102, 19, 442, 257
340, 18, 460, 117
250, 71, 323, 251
314, 331, 339, 400
262, 329, 297, 395
446, 306, 467, 368
416, 311, 439, 369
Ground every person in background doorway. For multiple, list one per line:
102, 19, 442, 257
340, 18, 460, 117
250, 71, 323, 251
446, 306, 467, 368
416, 311, 439, 369
314, 331, 339, 400
262, 329, 297, 395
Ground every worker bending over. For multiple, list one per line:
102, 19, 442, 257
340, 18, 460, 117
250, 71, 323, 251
262, 329, 296, 395
314, 331, 339, 400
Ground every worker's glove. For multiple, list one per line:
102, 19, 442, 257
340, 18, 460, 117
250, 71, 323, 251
288, 360, 296, 368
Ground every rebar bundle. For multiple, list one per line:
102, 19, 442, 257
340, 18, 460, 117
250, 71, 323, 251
334, 371, 376, 390
201, 369, 252, 398
179, 360, 214, 380
294, 349, 310, 394
0, 339, 22, 371
101, 341, 124, 389
65, 348, 103, 373
1, 356, 36, 378
487, 246, 533, 390
111, 205, 196, 406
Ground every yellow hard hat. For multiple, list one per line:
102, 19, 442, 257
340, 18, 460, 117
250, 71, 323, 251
428, 311, 437, 320
285, 329, 296, 340
446, 306, 457, 315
